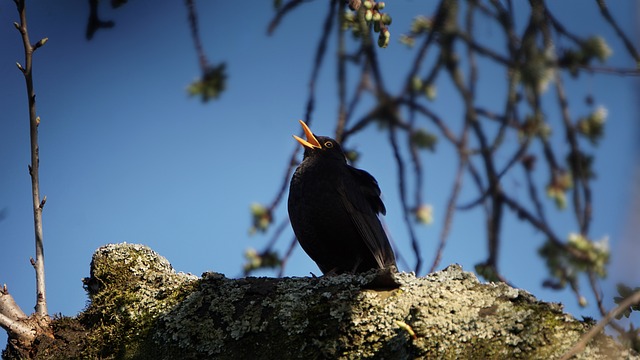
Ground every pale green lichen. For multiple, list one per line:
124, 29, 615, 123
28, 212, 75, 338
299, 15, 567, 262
44, 243, 639, 360
78, 243, 199, 359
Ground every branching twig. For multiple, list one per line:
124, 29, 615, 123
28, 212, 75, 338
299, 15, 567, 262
595, 0, 640, 62
389, 125, 422, 273
335, 2, 348, 142
554, 73, 592, 235
185, 0, 209, 72
268, 148, 301, 214
303, 0, 338, 125
429, 153, 467, 273
267, 0, 306, 35
259, 6, 640, 348
559, 290, 640, 360
13, 0, 49, 320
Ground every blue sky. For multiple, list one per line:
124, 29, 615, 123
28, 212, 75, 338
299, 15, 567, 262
1, 1, 638, 347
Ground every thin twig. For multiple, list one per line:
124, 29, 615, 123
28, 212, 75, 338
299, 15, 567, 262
277, 236, 299, 277
268, 148, 301, 213
397, 98, 458, 145
559, 290, 640, 360
429, 153, 467, 273
340, 67, 368, 143
185, 0, 209, 72
595, 0, 640, 62
554, 72, 592, 235
14, 0, 49, 320
304, 0, 338, 124
587, 270, 626, 334
523, 161, 548, 225
389, 125, 422, 274
335, 2, 348, 142
263, 219, 291, 254
400, 0, 440, 95
267, 0, 306, 35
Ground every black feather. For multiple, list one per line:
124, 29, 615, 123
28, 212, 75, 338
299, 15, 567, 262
288, 134, 397, 275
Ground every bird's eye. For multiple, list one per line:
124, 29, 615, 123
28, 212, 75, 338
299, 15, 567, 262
324, 141, 333, 148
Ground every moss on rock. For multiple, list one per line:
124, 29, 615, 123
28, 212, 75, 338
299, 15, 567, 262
79, 243, 199, 359
5, 243, 637, 359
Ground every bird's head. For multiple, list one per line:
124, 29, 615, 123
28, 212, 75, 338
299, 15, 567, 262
293, 120, 346, 163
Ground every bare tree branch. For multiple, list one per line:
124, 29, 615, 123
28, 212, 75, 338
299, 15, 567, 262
267, 0, 306, 35
595, 0, 640, 62
560, 290, 640, 360
256, 6, 639, 348
13, 0, 49, 321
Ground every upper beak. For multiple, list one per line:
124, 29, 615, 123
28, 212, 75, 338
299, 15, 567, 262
293, 120, 321, 149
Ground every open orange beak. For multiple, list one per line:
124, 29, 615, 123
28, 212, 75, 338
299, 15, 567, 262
293, 120, 322, 149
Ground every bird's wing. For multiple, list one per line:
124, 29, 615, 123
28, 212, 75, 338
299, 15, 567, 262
337, 166, 394, 268
348, 167, 386, 215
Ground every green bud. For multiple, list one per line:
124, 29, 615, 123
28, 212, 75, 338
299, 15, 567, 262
363, 0, 373, 9
344, 11, 355, 22
424, 84, 437, 100
546, 185, 567, 209
411, 129, 438, 151
583, 36, 612, 62
35, 37, 48, 49
578, 296, 588, 307
372, 11, 381, 22
249, 203, 272, 233
376, 1, 385, 9
399, 34, 415, 47
345, 150, 360, 163
411, 15, 432, 33
411, 76, 422, 92
591, 106, 608, 124
378, 33, 389, 48
415, 204, 433, 224
378, 34, 389, 48
365, 9, 373, 21
381, 13, 392, 25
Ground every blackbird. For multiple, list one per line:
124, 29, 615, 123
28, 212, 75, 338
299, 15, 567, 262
288, 120, 397, 275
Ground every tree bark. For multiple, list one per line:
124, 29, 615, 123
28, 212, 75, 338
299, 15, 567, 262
4, 243, 635, 359
13, 0, 49, 320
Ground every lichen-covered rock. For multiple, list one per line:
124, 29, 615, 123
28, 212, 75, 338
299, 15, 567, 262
149, 263, 634, 360
78, 243, 199, 358
8, 243, 636, 359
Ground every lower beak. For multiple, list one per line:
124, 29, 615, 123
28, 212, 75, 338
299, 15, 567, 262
293, 120, 321, 149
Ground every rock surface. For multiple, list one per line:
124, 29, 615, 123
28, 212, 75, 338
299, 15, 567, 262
5, 243, 637, 359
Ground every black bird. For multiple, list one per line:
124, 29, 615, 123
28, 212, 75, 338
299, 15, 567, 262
288, 120, 397, 275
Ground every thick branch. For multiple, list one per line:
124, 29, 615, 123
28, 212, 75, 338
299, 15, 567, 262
54, 243, 634, 359
0, 286, 36, 344
0, 288, 28, 321
0, 313, 36, 344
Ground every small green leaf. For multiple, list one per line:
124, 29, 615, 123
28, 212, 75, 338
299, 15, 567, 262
410, 129, 438, 152
187, 63, 227, 103
414, 204, 433, 224
583, 36, 612, 62
249, 203, 272, 234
